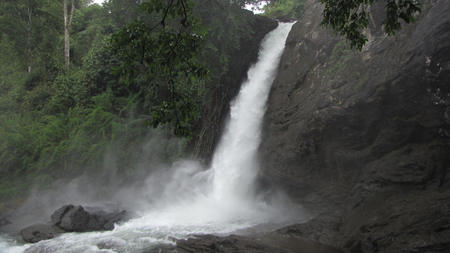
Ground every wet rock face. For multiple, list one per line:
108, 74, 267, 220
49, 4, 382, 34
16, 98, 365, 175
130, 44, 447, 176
20, 223, 65, 243
173, 234, 342, 253
260, 0, 450, 252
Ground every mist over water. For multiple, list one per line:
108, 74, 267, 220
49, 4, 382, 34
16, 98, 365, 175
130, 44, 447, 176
0, 22, 307, 253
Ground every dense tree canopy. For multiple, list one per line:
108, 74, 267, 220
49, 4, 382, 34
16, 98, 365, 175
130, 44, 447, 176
109, 0, 208, 137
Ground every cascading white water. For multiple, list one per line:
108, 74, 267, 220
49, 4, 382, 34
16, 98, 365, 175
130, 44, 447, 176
210, 22, 294, 203
0, 22, 297, 253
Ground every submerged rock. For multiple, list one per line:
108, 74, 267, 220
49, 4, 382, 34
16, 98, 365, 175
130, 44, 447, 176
20, 222, 65, 243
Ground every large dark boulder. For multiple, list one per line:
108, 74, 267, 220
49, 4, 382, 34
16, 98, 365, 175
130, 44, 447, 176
259, 0, 450, 252
51, 204, 137, 232
51, 205, 96, 232
20, 222, 65, 243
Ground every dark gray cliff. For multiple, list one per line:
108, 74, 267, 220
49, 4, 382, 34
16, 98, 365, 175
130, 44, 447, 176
190, 12, 278, 160
259, 0, 450, 252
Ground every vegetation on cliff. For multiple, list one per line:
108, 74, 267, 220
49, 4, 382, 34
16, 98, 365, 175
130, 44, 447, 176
262, 0, 307, 20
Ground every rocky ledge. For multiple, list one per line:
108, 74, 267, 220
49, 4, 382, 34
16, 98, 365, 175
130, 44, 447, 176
20, 204, 138, 243
172, 233, 342, 253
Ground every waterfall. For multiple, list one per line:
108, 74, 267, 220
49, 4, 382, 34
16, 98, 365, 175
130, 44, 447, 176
210, 22, 294, 203
0, 22, 296, 253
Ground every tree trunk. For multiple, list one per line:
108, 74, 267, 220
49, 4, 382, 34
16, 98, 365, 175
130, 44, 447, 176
27, 4, 32, 73
15, 3, 33, 73
64, 0, 75, 69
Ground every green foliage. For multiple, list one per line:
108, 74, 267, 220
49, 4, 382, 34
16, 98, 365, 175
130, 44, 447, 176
0, 35, 27, 97
263, 0, 306, 20
320, 0, 421, 50
109, 0, 208, 138
0, 100, 145, 199
0, 0, 213, 201
0, 177, 27, 201
0, 0, 63, 74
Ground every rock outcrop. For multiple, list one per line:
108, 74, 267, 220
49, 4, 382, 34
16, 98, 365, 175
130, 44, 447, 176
50, 204, 137, 232
173, 233, 341, 253
20, 204, 137, 243
20, 223, 65, 243
258, 0, 450, 252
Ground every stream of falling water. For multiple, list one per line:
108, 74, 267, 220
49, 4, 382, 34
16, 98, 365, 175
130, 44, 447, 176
0, 22, 300, 253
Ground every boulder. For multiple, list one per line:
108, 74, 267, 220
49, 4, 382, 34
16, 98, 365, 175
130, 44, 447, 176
51, 205, 95, 232
20, 222, 65, 243
51, 204, 138, 232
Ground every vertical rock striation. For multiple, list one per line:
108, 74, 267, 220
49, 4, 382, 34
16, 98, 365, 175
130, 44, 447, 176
261, 0, 450, 252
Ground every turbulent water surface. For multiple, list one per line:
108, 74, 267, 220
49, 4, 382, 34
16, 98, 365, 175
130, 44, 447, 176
0, 22, 302, 253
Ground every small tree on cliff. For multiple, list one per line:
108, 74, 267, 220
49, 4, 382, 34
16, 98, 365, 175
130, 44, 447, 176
320, 0, 421, 50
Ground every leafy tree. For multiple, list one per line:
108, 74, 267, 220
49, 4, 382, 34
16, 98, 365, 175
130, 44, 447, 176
0, 0, 61, 73
109, 0, 208, 138
71, 3, 107, 66
320, 0, 421, 50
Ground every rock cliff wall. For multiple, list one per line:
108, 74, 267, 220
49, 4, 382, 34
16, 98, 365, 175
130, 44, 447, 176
260, 0, 450, 252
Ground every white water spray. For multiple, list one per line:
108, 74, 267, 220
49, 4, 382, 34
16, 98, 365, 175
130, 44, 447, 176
0, 22, 299, 253
210, 22, 294, 203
